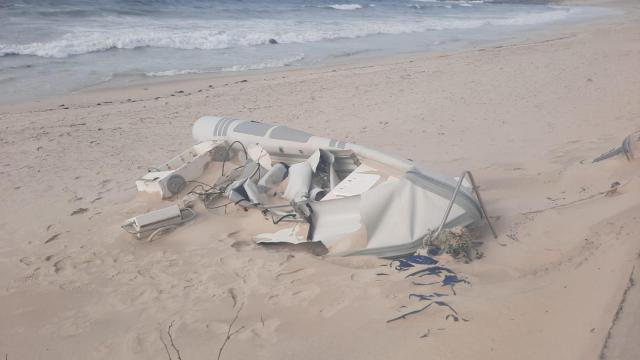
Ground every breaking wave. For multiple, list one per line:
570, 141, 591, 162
144, 54, 305, 76
323, 4, 363, 10
222, 53, 305, 71
0, 8, 573, 59
145, 69, 207, 77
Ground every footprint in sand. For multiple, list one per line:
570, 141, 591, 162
39, 309, 94, 337
239, 317, 280, 344
19, 256, 37, 266
266, 286, 320, 306
113, 331, 150, 356
319, 298, 351, 318
274, 268, 315, 285
130, 286, 162, 306
230, 239, 255, 252
22, 267, 42, 283
53, 257, 71, 275
222, 230, 244, 241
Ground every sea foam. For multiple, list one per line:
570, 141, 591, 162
145, 69, 207, 77
324, 4, 363, 10
222, 54, 305, 72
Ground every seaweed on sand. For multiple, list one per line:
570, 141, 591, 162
424, 226, 483, 262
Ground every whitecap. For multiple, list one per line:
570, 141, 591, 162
145, 69, 206, 77
222, 53, 305, 72
324, 4, 363, 10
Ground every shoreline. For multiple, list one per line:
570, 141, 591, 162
0, 1, 621, 111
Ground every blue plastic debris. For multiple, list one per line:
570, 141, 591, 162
405, 265, 454, 278
388, 253, 472, 324
404, 255, 438, 265
387, 300, 467, 323
441, 274, 470, 286
409, 292, 449, 301
392, 255, 438, 271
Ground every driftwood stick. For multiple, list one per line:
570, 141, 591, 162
217, 303, 245, 360
159, 334, 173, 360
167, 320, 183, 360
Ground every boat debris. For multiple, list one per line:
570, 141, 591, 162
122, 205, 196, 241
123, 116, 496, 257
135, 141, 227, 199
593, 130, 640, 162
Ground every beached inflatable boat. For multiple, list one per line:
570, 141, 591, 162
128, 116, 492, 257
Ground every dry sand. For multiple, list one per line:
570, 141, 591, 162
1, 1, 640, 359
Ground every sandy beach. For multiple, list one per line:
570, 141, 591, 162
1, 0, 640, 359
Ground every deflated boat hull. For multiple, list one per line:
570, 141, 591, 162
192, 116, 483, 257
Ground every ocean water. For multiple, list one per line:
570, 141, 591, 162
0, 0, 608, 104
